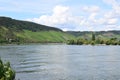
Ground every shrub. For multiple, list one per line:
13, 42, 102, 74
0, 58, 15, 80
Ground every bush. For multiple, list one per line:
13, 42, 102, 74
0, 58, 15, 80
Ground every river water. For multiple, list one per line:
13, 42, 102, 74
0, 44, 120, 80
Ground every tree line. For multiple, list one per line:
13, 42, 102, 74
67, 33, 120, 45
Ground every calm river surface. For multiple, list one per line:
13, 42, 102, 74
1, 44, 120, 80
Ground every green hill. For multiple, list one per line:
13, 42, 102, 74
15, 30, 75, 43
0, 17, 75, 43
1, 16, 120, 44
67, 31, 120, 40
0, 17, 62, 32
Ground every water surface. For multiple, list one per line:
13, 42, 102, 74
0, 44, 120, 80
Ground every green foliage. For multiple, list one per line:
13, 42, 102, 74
67, 31, 120, 45
92, 33, 95, 41
67, 40, 75, 45
0, 58, 15, 80
67, 38, 120, 45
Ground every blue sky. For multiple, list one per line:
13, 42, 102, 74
0, 0, 120, 31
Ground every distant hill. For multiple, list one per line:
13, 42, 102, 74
0, 17, 75, 43
67, 31, 120, 40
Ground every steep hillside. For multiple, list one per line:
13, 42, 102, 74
15, 30, 75, 43
0, 17, 75, 43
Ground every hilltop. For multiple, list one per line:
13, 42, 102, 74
0, 17, 62, 32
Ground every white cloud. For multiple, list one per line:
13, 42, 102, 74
104, 11, 115, 18
88, 13, 98, 23
107, 18, 118, 25
103, 0, 116, 5
27, 5, 78, 31
99, 0, 120, 30
103, 0, 120, 15
26, 4, 120, 31
27, 5, 101, 31
96, 17, 118, 25
51, 5, 70, 24
83, 6, 100, 13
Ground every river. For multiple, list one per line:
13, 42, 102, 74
0, 44, 120, 80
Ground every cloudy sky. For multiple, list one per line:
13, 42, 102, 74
0, 0, 120, 31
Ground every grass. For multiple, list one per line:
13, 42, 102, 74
15, 30, 75, 43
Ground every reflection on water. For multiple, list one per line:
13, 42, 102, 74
0, 44, 120, 80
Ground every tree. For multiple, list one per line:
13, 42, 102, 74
92, 33, 95, 41
67, 39, 75, 45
